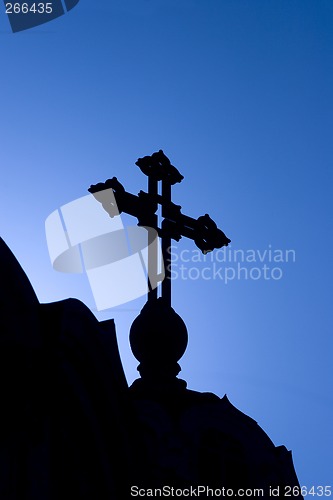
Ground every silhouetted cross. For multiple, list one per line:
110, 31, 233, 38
88, 150, 230, 306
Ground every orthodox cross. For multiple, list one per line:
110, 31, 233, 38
88, 150, 231, 307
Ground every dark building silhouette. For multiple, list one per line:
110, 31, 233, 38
0, 236, 302, 499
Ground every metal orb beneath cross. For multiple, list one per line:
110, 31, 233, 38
130, 297, 188, 380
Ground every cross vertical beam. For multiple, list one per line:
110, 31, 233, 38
147, 175, 158, 302
161, 179, 172, 307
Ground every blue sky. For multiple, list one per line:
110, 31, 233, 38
1, 0, 332, 488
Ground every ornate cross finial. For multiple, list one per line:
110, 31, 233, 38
88, 150, 231, 308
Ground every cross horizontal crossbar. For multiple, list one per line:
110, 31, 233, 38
88, 177, 230, 254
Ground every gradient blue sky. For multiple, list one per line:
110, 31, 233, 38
1, 0, 332, 488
